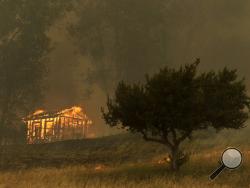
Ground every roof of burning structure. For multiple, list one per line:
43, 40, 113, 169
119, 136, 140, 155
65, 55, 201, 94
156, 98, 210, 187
24, 106, 90, 121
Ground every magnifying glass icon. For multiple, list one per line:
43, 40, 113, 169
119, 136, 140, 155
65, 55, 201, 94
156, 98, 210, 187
210, 148, 242, 180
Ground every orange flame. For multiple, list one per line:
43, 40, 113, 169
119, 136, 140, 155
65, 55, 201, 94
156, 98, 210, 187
33, 109, 45, 115
25, 106, 93, 144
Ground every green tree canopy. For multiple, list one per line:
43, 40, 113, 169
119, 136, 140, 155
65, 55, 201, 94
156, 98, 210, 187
102, 60, 250, 171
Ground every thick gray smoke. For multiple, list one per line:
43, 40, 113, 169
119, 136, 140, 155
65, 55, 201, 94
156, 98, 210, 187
44, 0, 250, 135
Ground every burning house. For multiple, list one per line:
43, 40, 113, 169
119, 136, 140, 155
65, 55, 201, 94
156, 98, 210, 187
24, 106, 92, 144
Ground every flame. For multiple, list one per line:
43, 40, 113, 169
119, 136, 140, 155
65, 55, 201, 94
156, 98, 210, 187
157, 157, 171, 164
25, 106, 93, 144
58, 106, 85, 117
94, 164, 106, 171
33, 109, 45, 115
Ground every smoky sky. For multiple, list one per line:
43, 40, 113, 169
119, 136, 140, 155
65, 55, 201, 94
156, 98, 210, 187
43, 0, 250, 135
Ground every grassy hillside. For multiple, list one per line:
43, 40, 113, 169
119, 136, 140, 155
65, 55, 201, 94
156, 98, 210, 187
0, 133, 166, 169
0, 126, 250, 170
0, 127, 249, 187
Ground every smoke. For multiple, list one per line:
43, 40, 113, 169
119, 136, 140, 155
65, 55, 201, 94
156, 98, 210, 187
44, 0, 250, 135
165, 0, 250, 74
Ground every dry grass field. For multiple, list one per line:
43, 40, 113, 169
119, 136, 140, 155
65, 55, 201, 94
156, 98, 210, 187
0, 151, 249, 188
0, 127, 249, 188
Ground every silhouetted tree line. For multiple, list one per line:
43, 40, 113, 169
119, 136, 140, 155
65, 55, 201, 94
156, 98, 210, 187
0, 0, 72, 144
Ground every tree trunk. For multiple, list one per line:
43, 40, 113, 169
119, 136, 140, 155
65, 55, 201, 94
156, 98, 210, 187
170, 146, 179, 171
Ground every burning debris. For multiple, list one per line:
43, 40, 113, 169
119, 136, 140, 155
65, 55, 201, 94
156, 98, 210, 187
157, 157, 171, 165
24, 106, 93, 144
94, 164, 107, 171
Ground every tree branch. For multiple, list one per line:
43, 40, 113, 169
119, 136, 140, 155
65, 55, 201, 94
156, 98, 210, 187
140, 130, 175, 148
176, 131, 191, 145
162, 130, 174, 148
171, 128, 177, 143
141, 131, 165, 145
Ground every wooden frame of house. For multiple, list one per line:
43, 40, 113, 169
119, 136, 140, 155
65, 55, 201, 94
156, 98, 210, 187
24, 106, 92, 144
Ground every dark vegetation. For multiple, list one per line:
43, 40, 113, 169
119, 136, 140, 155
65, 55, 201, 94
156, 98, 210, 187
0, 0, 72, 144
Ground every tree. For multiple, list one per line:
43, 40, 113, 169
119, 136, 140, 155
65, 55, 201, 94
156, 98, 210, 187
102, 60, 250, 171
0, 0, 72, 144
